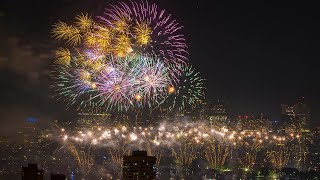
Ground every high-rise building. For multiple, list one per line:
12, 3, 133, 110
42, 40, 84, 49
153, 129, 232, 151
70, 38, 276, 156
281, 97, 310, 128
281, 98, 311, 171
22, 164, 43, 180
123, 150, 157, 180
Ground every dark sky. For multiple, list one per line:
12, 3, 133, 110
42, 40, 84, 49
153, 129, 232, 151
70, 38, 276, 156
1, 0, 320, 131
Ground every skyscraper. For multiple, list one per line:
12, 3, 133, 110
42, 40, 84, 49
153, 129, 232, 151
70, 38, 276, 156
123, 150, 157, 180
280, 97, 310, 128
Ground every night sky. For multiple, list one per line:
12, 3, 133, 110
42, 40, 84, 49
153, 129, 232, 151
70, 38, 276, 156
1, 0, 320, 133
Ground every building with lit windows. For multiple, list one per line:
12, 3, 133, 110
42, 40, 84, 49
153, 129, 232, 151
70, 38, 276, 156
123, 150, 157, 180
206, 100, 229, 126
309, 127, 320, 172
76, 113, 111, 131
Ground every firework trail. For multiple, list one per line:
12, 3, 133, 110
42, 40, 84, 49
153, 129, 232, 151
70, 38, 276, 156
203, 140, 231, 171
171, 136, 199, 177
237, 141, 262, 173
267, 145, 290, 171
66, 143, 94, 177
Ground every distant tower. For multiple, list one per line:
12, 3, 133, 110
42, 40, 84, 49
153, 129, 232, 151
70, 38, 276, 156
123, 150, 157, 180
22, 164, 43, 180
18, 118, 43, 164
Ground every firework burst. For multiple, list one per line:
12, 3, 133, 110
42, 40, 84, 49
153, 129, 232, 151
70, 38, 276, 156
50, 1, 192, 113
163, 65, 205, 113
99, 0, 188, 74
